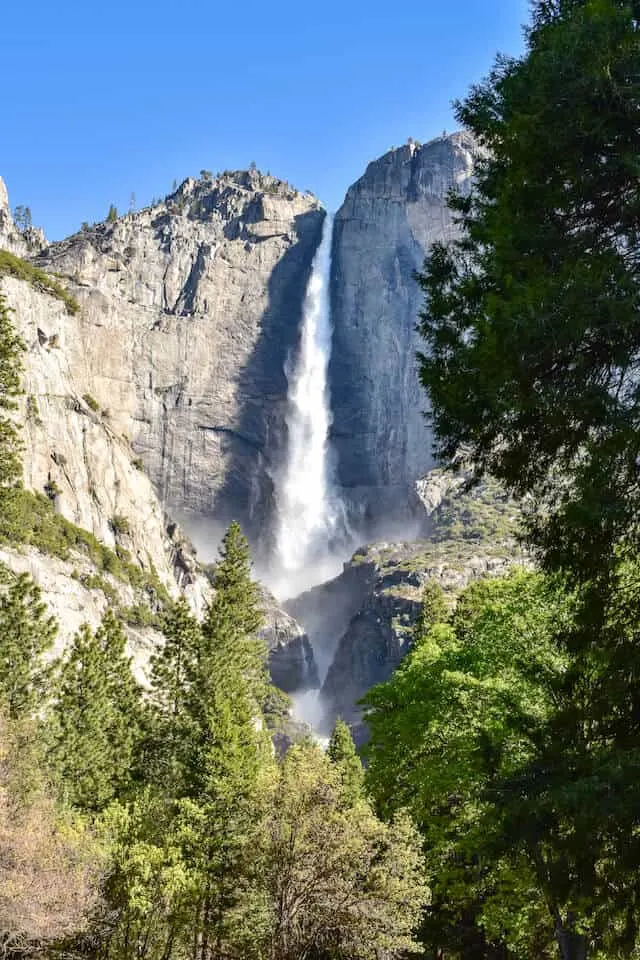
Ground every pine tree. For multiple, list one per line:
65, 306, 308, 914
178, 681, 272, 960
327, 719, 365, 807
49, 611, 142, 812
416, 0, 640, 583
0, 571, 56, 720
13, 205, 32, 232
414, 4, 640, 955
138, 528, 273, 959
0, 295, 24, 493
205, 522, 263, 635
415, 580, 447, 642
151, 597, 200, 718
146, 597, 202, 794
201, 521, 267, 698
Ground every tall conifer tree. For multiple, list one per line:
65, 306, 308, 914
0, 294, 24, 492
49, 611, 142, 812
0, 571, 56, 720
327, 719, 365, 807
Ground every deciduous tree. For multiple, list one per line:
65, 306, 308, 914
262, 741, 427, 960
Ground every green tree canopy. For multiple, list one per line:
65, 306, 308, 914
327, 718, 365, 807
364, 571, 580, 958
262, 741, 428, 960
0, 569, 56, 720
0, 295, 24, 492
48, 611, 142, 812
200, 521, 267, 704
414, 4, 640, 956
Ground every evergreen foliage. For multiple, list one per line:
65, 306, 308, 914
0, 251, 79, 314
0, 294, 24, 492
0, 501, 429, 960
13, 205, 32, 232
48, 611, 142, 812
201, 521, 267, 698
0, 488, 172, 606
146, 597, 201, 792
416, 0, 640, 583
0, 569, 56, 720
263, 742, 428, 960
412, 5, 640, 956
327, 718, 365, 807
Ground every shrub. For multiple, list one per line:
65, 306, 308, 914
0, 251, 79, 315
0, 489, 170, 609
109, 515, 130, 537
43, 479, 61, 501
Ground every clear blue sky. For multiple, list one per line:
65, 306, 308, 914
2, 0, 528, 240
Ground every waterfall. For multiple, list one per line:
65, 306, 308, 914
271, 213, 347, 599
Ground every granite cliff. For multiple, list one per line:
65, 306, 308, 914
30, 171, 324, 549
329, 132, 478, 534
0, 134, 502, 723
0, 175, 319, 691
3, 135, 480, 560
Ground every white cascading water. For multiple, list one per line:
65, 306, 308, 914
271, 213, 347, 602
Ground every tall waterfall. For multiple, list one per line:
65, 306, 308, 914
271, 214, 347, 599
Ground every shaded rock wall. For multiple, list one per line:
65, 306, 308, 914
329, 133, 477, 534
288, 471, 524, 730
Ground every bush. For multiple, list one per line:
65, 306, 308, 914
0, 251, 79, 315
0, 489, 171, 609
43, 479, 61, 501
109, 515, 130, 537
82, 393, 100, 413
25, 395, 42, 426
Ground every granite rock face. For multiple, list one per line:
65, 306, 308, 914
0, 274, 199, 600
329, 133, 478, 534
0, 545, 163, 684
2, 139, 481, 559
287, 469, 524, 730
319, 539, 516, 730
0, 177, 329, 697
31, 172, 324, 548
260, 590, 319, 693
0, 150, 504, 718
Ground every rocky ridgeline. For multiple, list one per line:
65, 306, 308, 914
0, 177, 46, 256
1, 136, 482, 559
29, 171, 324, 546
0, 139, 520, 720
